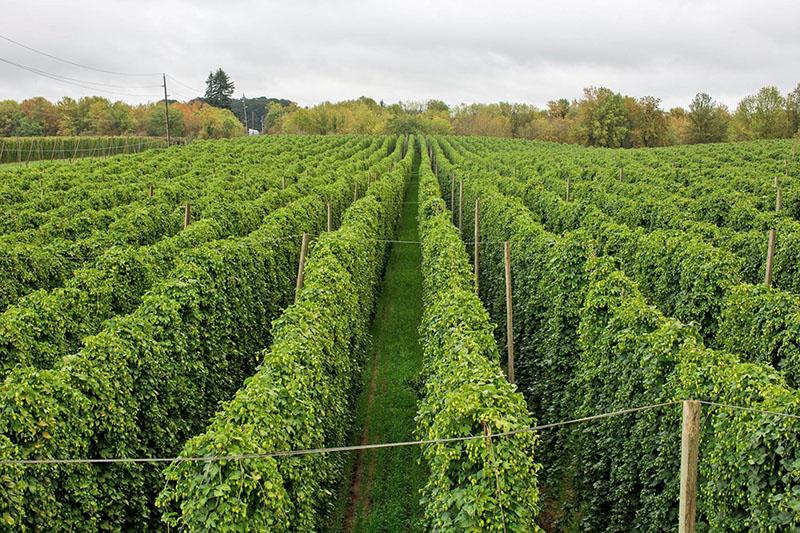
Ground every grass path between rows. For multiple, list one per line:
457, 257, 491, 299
329, 154, 427, 532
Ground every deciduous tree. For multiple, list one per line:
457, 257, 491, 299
687, 93, 729, 143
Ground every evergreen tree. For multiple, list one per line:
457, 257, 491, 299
204, 68, 235, 109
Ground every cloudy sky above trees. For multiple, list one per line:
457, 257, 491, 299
2, 0, 799, 109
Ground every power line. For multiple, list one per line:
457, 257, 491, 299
0, 33, 161, 77
0, 55, 160, 88
0, 56, 161, 98
166, 74, 203, 94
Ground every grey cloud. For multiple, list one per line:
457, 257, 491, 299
1, 0, 798, 110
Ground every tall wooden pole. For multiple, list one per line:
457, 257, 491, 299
458, 179, 464, 236
295, 232, 309, 303
765, 229, 776, 287
450, 174, 455, 216
162, 74, 171, 146
474, 198, 480, 293
679, 400, 700, 533
148, 184, 154, 198
327, 202, 332, 232
776, 187, 783, 212
504, 241, 515, 384
183, 203, 192, 228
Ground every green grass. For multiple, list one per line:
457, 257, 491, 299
329, 153, 427, 532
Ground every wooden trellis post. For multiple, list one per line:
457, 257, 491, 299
450, 174, 456, 217
679, 400, 700, 533
327, 202, 332, 232
565, 176, 572, 202
295, 232, 309, 302
776, 187, 782, 212
474, 198, 480, 293
148, 184, 154, 198
504, 240, 515, 384
765, 229, 776, 287
183, 203, 192, 228
458, 179, 464, 236
353, 182, 358, 202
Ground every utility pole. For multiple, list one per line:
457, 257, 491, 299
242, 93, 248, 135
162, 74, 171, 146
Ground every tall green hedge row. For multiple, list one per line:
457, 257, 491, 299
416, 141, 540, 531
441, 137, 800, 391
0, 137, 388, 312
0, 136, 400, 376
0, 136, 169, 165
0, 202, 184, 312
156, 137, 413, 531
447, 135, 800, 292
0, 135, 374, 239
0, 137, 402, 530
444, 135, 799, 231
0, 135, 349, 221
510, 169, 800, 389
432, 138, 800, 531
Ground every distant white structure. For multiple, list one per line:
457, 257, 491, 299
248, 128, 260, 136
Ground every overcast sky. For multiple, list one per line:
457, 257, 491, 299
2, 0, 799, 110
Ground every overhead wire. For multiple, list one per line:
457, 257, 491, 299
0, 34, 204, 100
0, 33, 161, 77
166, 74, 203, 94
0, 56, 161, 98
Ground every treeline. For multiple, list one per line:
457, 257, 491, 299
0, 96, 244, 139
270, 84, 800, 147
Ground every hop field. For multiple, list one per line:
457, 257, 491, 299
0, 135, 798, 531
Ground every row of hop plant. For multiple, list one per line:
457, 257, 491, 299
0, 136, 350, 310
450, 135, 800, 291
0, 135, 359, 233
432, 136, 800, 531
447, 135, 800, 225
156, 137, 413, 530
0, 136, 388, 314
415, 140, 541, 531
444, 136, 800, 389
0, 136, 397, 376
0, 136, 170, 164
0, 137, 403, 530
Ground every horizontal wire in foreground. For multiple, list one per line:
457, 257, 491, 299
0, 401, 681, 466
699, 400, 800, 420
